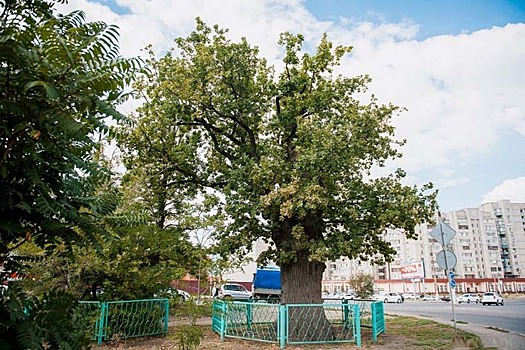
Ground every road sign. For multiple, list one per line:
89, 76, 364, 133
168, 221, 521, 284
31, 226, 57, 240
430, 221, 456, 246
436, 250, 457, 270
449, 279, 457, 288
449, 271, 455, 279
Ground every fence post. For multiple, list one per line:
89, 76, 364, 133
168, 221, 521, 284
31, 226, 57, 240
278, 304, 286, 349
164, 299, 170, 335
342, 298, 350, 330
97, 302, 107, 345
220, 301, 226, 342
354, 303, 361, 347
246, 300, 253, 331
371, 300, 385, 342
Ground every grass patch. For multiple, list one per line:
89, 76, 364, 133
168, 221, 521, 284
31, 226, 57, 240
380, 315, 489, 349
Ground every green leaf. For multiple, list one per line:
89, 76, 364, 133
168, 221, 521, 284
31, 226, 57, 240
23, 80, 59, 98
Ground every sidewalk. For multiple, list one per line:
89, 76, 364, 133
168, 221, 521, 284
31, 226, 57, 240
391, 311, 525, 350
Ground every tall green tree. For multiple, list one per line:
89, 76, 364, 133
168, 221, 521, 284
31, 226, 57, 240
122, 20, 436, 310
0, 0, 141, 258
0, 0, 141, 348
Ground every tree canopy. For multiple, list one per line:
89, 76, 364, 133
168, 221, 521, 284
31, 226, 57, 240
121, 19, 437, 306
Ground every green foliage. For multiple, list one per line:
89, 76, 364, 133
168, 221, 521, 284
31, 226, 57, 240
347, 274, 375, 298
119, 19, 437, 303
0, 284, 91, 350
0, 0, 142, 347
124, 19, 436, 266
170, 300, 211, 350
100, 225, 199, 300
0, 0, 142, 257
173, 324, 203, 350
13, 225, 200, 301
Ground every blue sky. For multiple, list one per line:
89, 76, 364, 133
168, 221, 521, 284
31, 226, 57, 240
305, 0, 525, 39
58, 0, 525, 212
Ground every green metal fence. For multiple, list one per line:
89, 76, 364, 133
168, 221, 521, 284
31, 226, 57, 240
78, 298, 170, 345
285, 302, 360, 347
369, 300, 385, 341
345, 299, 385, 336
212, 299, 386, 349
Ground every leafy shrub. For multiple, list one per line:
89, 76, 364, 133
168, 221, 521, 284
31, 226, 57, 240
174, 324, 203, 350
0, 285, 92, 349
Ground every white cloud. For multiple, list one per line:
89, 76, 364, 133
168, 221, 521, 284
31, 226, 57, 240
482, 177, 525, 203
55, 1, 525, 207
336, 23, 525, 177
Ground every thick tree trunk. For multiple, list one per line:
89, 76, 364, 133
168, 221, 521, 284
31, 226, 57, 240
281, 254, 324, 304
280, 254, 334, 341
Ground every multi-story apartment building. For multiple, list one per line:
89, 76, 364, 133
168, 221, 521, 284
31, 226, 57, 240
322, 200, 525, 295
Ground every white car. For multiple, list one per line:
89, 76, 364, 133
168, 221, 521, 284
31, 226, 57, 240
481, 292, 504, 306
341, 292, 357, 300
403, 293, 420, 300
155, 288, 190, 302
381, 292, 404, 303
457, 293, 480, 304
218, 283, 252, 300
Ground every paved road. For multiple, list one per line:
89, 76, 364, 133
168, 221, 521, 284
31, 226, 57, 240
383, 298, 525, 335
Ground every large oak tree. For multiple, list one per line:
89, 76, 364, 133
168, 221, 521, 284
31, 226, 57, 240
122, 20, 437, 308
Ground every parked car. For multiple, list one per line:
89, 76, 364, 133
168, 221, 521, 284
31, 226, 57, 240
381, 292, 404, 303
155, 288, 190, 302
341, 292, 357, 300
218, 283, 252, 300
481, 292, 504, 306
422, 295, 438, 301
440, 295, 451, 302
403, 293, 420, 300
457, 293, 480, 304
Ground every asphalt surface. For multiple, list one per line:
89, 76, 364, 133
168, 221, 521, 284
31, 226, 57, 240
384, 298, 525, 334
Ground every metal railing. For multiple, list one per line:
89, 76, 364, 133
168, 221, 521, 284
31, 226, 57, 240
212, 299, 385, 348
344, 299, 385, 338
78, 298, 170, 345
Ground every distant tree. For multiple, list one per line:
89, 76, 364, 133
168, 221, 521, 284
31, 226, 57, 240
14, 224, 200, 302
347, 274, 375, 299
121, 20, 436, 340
0, 0, 141, 348
99, 225, 200, 300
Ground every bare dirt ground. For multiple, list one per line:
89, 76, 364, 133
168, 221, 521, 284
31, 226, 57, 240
95, 314, 478, 350
97, 326, 407, 350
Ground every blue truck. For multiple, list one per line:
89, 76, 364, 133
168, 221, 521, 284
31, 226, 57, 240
252, 266, 281, 300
